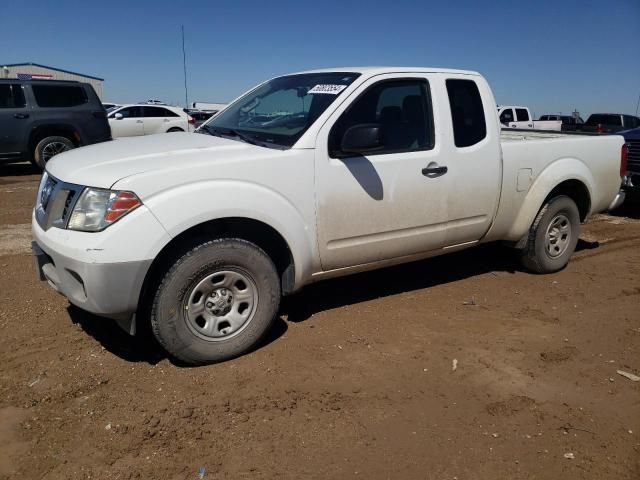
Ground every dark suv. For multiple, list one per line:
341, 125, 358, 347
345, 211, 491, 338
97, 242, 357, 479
581, 113, 640, 134
0, 79, 111, 169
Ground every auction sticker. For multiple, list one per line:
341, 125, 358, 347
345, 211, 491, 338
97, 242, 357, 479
308, 84, 348, 95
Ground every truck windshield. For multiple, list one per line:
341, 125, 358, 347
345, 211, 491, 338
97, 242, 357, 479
200, 72, 360, 148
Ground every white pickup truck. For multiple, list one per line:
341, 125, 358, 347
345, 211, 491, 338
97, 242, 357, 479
498, 105, 562, 131
32, 67, 627, 364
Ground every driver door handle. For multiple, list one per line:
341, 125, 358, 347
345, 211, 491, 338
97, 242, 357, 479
136, 120, 143, 123
14, 113, 29, 119
422, 165, 448, 177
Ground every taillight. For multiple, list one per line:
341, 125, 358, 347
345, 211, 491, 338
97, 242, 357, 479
621, 143, 629, 178
596, 124, 604, 134
188, 115, 195, 125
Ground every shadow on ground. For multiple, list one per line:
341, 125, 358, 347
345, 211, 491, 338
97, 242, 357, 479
67, 305, 289, 366
67, 240, 601, 364
0, 162, 40, 179
281, 243, 521, 323
610, 192, 640, 220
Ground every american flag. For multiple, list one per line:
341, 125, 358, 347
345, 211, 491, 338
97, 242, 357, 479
17, 73, 53, 80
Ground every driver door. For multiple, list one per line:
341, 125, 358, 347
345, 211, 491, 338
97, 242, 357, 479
314, 75, 449, 271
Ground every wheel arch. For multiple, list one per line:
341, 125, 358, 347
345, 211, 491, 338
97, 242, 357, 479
29, 124, 81, 153
137, 216, 297, 325
505, 157, 595, 242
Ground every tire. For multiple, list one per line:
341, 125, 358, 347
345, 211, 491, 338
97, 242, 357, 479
520, 195, 581, 273
167, 127, 184, 132
33, 136, 75, 170
150, 238, 281, 365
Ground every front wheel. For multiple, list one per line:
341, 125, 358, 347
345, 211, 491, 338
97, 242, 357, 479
150, 238, 281, 365
520, 195, 581, 273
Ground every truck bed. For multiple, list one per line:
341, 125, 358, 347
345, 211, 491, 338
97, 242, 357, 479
500, 130, 595, 142
486, 129, 624, 243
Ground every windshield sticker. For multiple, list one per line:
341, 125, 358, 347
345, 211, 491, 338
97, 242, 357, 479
308, 84, 348, 95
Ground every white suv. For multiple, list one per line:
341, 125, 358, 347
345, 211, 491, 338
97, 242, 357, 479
108, 105, 193, 137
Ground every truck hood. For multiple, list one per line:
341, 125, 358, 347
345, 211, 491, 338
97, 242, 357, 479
46, 133, 270, 188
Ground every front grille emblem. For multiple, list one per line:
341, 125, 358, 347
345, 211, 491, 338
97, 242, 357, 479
40, 178, 54, 210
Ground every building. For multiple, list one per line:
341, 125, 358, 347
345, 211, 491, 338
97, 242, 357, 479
0, 63, 104, 100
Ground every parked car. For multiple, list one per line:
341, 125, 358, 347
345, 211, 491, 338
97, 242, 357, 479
185, 109, 215, 128
0, 79, 111, 169
498, 106, 562, 131
32, 67, 625, 364
143, 99, 166, 105
539, 114, 585, 132
102, 102, 120, 110
619, 127, 640, 195
107, 104, 193, 137
580, 113, 640, 134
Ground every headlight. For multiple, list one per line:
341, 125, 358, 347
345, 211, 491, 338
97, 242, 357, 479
67, 188, 141, 232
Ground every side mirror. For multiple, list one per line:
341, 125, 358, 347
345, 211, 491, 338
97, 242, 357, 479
114, 113, 123, 120
340, 123, 383, 154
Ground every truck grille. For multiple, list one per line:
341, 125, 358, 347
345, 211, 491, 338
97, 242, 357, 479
628, 140, 640, 174
35, 173, 84, 231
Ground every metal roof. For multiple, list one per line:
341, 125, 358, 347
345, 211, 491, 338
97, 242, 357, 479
1, 62, 104, 81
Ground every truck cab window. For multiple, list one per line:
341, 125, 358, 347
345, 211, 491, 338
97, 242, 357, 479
329, 79, 434, 157
446, 79, 487, 147
499, 108, 514, 125
515, 108, 530, 122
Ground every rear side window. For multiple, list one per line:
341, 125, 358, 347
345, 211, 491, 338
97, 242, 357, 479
0, 84, 26, 108
113, 106, 144, 118
144, 107, 179, 117
624, 115, 640, 128
515, 108, 530, 122
446, 79, 487, 147
586, 114, 622, 126
32, 85, 88, 108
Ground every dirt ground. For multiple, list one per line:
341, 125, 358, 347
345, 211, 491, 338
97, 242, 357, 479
0, 162, 639, 480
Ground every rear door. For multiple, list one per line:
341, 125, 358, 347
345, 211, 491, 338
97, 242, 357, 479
0, 83, 30, 158
108, 106, 144, 137
442, 77, 501, 245
143, 107, 186, 133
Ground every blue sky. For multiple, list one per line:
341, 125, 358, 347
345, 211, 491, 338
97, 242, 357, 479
1, 0, 639, 118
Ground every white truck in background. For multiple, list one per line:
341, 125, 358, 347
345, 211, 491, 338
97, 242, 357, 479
191, 102, 228, 112
499, 105, 562, 131
32, 67, 626, 365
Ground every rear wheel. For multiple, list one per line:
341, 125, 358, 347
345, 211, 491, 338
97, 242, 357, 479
33, 136, 75, 170
150, 238, 281, 365
520, 195, 580, 273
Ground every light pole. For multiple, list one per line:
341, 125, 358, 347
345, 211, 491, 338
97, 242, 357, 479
182, 25, 189, 109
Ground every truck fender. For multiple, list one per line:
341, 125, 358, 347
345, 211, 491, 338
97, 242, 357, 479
143, 180, 317, 288
505, 157, 594, 242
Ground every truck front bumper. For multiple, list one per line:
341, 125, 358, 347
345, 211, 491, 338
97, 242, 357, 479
32, 241, 151, 322
31, 206, 169, 324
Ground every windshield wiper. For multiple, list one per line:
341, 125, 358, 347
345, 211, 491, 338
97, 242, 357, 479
203, 126, 266, 147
